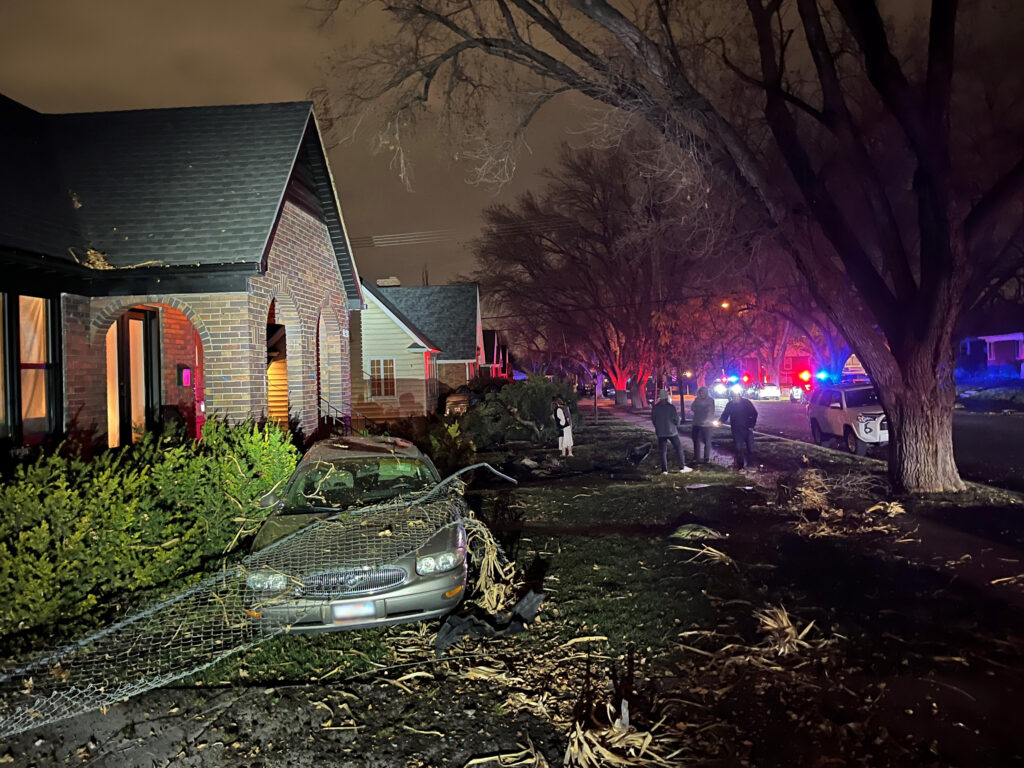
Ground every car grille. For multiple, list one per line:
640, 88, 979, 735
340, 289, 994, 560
297, 566, 408, 598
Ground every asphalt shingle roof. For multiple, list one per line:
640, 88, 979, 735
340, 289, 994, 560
361, 281, 441, 351
378, 284, 480, 361
0, 95, 361, 302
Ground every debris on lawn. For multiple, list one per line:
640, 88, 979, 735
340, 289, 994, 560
670, 524, 726, 541
670, 544, 736, 569
776, 469, 912, 539
465, 735, 549, 767
754, 605, 815, 656
865, 500, 905, 516
465, 516, 518, 612
776, 469, 831, 514
435, 591, 546, 655
564, 701, 681, 767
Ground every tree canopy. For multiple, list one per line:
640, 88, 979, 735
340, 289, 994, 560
327, 0, 1024, 491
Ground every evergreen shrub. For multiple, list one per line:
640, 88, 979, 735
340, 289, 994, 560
0, 418, 298, 645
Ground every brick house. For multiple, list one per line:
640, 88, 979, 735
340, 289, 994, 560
0, 94, 362, 447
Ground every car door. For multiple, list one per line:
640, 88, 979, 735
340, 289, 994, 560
823, 389, 844, 435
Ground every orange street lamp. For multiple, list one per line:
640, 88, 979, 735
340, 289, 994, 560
720, 301, 730, 309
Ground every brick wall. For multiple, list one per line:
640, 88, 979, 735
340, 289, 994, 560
61, 199, 351, 445
437, 362, 470, 392
161, 310, 202, 436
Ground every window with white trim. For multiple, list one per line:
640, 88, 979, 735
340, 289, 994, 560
369, 358, 396, 397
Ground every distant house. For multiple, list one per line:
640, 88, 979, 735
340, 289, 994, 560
960, 333, 1024, 378
0, 94, 362, 448
349, 282, 441, 420
376, 284, 485, 392
349, 282, 487, 420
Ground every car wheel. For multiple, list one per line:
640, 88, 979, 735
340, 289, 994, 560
810, 420, 824, 446
844, 428, 868, 456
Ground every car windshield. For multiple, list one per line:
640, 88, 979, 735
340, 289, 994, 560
282, 457, 436, 512
844, 388, 881, 408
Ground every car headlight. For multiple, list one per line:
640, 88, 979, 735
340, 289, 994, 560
246, 570, 287, 591
856, 414, 875, 424
730, 383, 743, 395
713, 383, 726, 395
417, 547, 466, 575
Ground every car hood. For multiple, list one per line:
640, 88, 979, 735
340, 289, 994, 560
251, 498, 465, 554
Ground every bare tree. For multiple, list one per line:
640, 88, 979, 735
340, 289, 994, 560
326, 0, 1024, 491
473, 140, 733, 407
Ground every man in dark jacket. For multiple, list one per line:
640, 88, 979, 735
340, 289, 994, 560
651, 389, 694, 474
689, 386, 716, 464
719, 392, 758, 470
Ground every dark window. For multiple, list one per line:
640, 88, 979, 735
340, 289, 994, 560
844, 388, 881, 409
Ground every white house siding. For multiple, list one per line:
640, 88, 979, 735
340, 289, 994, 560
352, 299, 430, 419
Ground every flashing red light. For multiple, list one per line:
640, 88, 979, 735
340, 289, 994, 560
798, 370, 812, 382
741, 374, 750, 384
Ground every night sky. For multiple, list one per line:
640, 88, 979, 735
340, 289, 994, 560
0, 0, 585, 286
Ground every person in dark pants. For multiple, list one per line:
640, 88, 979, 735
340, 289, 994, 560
719, 392, 758, 470
651, 389, 694, 475
689, 386, 716, 464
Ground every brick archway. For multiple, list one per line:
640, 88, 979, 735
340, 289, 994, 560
316, 298, 346, 415
78, 297, 210, 445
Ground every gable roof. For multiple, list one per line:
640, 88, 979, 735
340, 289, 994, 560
360, 281, 440, 352
0, 94, 361, 304
378, 284, 480, 361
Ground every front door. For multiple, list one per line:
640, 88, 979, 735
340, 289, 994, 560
105, 309, 160, 447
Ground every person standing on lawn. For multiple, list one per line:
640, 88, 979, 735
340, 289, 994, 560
553, 397, 574, 457
690, 386, 716, 464
652, 389, 694, 475
719, 391, 758, 470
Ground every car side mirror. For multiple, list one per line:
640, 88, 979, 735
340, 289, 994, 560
257, 491, 282, 509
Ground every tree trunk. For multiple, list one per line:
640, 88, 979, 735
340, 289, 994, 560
885, 389, 964, 493
615, 389, 629, 406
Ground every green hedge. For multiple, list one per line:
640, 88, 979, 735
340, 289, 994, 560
0, 419, 298, 646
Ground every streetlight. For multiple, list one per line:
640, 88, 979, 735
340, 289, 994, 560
720, 301, 730, 309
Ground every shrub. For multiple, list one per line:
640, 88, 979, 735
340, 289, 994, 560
0, 418, 298, 647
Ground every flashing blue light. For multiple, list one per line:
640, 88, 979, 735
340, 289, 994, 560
815, 371, 829, 381
727, 375, 739, 383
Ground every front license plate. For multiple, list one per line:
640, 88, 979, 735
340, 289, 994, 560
332, 601, 375, 623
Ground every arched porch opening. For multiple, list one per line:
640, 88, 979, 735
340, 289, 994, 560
266, 299, 289, 428
103, 303, 205, 447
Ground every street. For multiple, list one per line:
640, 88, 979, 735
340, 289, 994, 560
739, 398, 1024, 493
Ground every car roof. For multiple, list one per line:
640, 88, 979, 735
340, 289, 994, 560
299, 435, 428, 464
